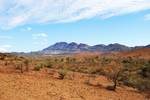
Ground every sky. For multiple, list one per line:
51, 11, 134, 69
0, 0, 150, 52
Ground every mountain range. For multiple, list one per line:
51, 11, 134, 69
40, 42, 150, 54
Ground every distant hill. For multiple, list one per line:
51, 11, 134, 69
40, 42, 150, 54
119, 48, 150, 59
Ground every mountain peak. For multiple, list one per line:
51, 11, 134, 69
41, 42, 150, 54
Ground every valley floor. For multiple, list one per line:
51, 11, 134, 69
0, 70, 149, 100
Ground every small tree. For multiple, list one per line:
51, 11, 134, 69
107, 70, 121, 91
106, 60, 123, 91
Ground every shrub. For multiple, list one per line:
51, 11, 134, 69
106, 85, 116, 91
4, 61, 8, 66
58, 69, 67, 79
71, 58, 76, 62
89, 68, 105, 75
54, 58, 58, 62
20, 64, 23, 73
34, 64, 42, 71
24, 59, 29, 71
60, 58, 64, 62
137, 80, 150, 91
66, 57, 70, 63
106, 70, 121, 91
101, 57, 112, 65
127, 77, 150, 91
43, 61, 53, 68
0, 56, 5, 60
15, 61, 24, 73
139, 62, 150, 78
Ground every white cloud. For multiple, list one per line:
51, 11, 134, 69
144, 14, 150, 20
20, 26, 32, 31
32, 33, 48, 39
32, 33, 48, 46
0, 0, 150, 29
27, 27, 32, 31
0, 35, 13, 39
0, 45, 12, 52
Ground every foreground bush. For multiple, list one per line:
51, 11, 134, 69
43, 61, 53, 68
58, 69, 67, 79
34, 64, 42, 71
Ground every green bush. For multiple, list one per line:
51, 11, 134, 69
139, 62, 150, 78
24, 59, 29, 71
43, 61, 53, 68
58, 69, 67, 79
34, 64, 42, 71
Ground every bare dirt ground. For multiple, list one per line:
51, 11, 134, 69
0, 69, 149, 100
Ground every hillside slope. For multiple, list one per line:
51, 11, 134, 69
0, 71, 148, 100
120, 48, 150, 59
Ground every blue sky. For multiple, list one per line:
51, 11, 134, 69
0, 0, 150, 52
